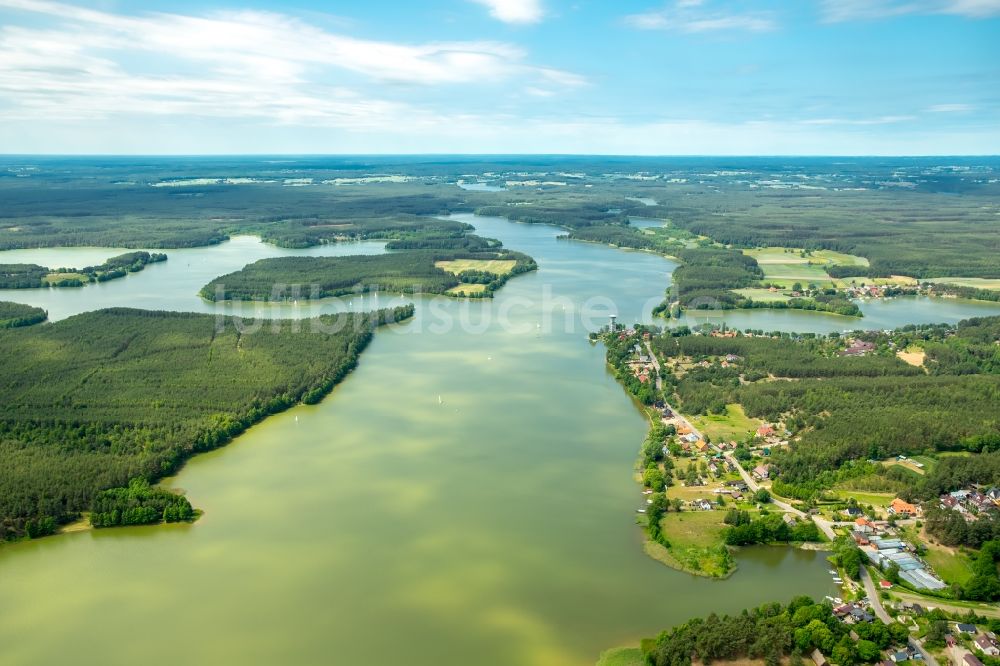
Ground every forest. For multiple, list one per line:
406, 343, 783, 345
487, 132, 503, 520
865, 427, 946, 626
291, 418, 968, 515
90, 477, 195, 528
643, 596, 910, 666
0, 305, 414, 540
0, 251, 166, 288
0, 301, 46, 328
202, 241, 536, 301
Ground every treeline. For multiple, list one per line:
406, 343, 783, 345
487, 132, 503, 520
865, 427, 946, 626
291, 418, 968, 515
0, 251, 166, 288
384, 233, 499, 251
0, 301, 47, 328
202, 243, 537, 301
667, 187, 1000, 279
0, 264, 48, 288
0, 305, 414, 540
90, 478, 195, 528
929, 284, 1000, 303
669, 247, 763, 309
0, 177, 474, 250
643, 596, 909, 666
257, 213, 472, 248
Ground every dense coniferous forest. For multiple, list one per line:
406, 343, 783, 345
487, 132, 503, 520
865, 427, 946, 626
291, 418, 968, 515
0, 301, 46, 328
0, 305, 414, 540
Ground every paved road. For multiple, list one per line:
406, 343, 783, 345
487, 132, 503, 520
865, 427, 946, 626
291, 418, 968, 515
860, 566, 941, 666
860, 565, 893, 623
644, 340, 704, 440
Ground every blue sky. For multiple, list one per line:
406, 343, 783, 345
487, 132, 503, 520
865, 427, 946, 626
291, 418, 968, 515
0, 0, 998, 154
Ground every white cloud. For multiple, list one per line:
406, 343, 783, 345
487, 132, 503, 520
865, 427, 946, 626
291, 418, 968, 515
624, 1, 776, 33
469, 0, 544, 24
798, 115, 917, 125
927, 103, 974, 112
820, 0, 1000, 22
0, 0, 581, 126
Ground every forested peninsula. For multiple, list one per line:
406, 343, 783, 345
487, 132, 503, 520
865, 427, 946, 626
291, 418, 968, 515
0, 301, 46, 328
0, 251, 166, 288
0, 305, 414, 540
201, 237, 536, 301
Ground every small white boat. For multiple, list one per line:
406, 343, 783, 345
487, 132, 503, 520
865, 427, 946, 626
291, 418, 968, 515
636, 508, 646, 513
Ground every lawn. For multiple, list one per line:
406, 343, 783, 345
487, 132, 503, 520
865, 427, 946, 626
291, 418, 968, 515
923, 545, 973, 586
833, 490, 895, 508
898, 524, 973, 586
435, 259, 516, 275
596, 647, 645, 666
690, 404, 762, 442
654, 509, 732, 577
880, 456, 928, 476
660, 510, 728, 549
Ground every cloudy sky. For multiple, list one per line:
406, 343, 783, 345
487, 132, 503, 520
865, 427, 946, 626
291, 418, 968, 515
0, 0, 998, 154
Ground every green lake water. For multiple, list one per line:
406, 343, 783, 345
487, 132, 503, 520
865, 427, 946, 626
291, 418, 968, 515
3, 214, 998, 665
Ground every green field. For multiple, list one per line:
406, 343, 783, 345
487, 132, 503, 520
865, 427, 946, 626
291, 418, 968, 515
690, 403, 762, 442
832, 490, 895, 508
650, 509, 732, 577
745, 247, 869, 267
927, 277, 1000, 291
43, 272, 88, 285
834, 275, 918, 287
742, 247, 870, 289
732, 288, 791, 303
445, 283, 487, 295
757, 262, 835, 288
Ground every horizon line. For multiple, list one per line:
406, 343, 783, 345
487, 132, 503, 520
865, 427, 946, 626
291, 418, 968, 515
2, 153, 999, 159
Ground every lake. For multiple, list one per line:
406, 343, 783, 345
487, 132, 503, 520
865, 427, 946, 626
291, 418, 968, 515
4, 214, 998, 665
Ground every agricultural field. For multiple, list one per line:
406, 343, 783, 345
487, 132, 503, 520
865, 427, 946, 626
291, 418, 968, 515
434, 258, 517, 275
927, 277, 1000, 291
834, 275, 919, 287
744, 247, 869, 268
446, 283, 487, 295
732, 288, 791, 303
758, 263, 835, 287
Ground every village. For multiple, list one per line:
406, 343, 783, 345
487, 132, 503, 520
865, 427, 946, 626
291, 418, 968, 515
610, 322, 1000, 666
